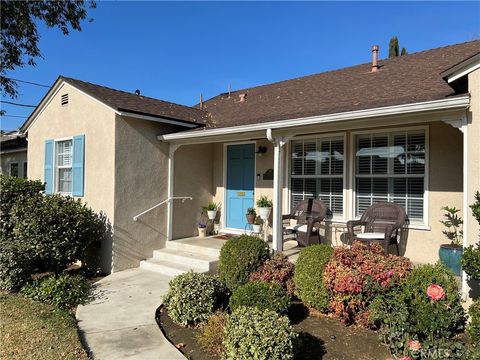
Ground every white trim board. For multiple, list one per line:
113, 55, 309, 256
159, 97, 470, 142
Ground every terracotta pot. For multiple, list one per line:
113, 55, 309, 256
246, 214, 255, 224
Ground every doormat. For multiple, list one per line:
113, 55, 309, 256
213, 234, 237, 240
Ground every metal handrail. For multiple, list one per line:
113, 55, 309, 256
133, 196, 192, 221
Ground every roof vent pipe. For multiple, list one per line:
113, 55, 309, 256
371, 45, 379, 72
200, 93, 204, 110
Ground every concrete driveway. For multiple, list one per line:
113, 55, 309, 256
76, 268, 184, 360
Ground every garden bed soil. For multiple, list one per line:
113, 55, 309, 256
157, 301, 393, 360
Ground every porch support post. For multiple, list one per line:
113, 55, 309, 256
167, 144, 181, 241
267, 129, 288, 252
461, 114, 468, 300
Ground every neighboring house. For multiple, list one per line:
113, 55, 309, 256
20, 40, 480, 291
0, 131, 28, 178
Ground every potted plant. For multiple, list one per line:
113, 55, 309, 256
439, 206, 463, 275
198, 222, 207, 237
256, 196, 273, 220
246, 208, 256, 224
202, 202, 220, 221
252, 216, 263, 233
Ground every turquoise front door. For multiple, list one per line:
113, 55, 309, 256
226, 144, 255, 229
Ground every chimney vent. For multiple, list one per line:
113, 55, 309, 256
200, 93, 204, 110
371, 45, 379, 72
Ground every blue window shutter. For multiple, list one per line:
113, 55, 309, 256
72, 135, 85, 197
44, 140, 54, 194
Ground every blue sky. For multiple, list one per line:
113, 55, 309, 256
1, 1, 479, 130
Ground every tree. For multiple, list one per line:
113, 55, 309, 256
0, 1, 96, 98
388, 36, 399, 58
401, 47, 407, 56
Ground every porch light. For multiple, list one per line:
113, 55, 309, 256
255, 146, 267, 156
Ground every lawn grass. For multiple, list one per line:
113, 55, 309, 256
0, 292, 88, 360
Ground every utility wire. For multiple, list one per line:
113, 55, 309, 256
1, 100, 36, 107
0, 114, 28, 118
2, 76, 50, 88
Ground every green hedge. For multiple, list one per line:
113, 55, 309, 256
229, 281, 290, 314
223, 306, 297, 360
163, 271, 227, 326
20, 273, 92, 310
218, 235, 270, 291
293, 244, 333, 312
468, 299, 480, 347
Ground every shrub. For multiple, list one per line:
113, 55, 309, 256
10, 194, 106, 273
196, 311, 227, 356
20, 273, 92, 309
468, 299, 480, 346
0, 175, 44, 240
229, 281, 290, 314
293, 244, 333, 312
324, 242, 411, 326
250, 253, 295, 296
223, 306, 297, 360
462, 243, 480, 280
163, 271, 227, 326
375, 263, 466, 357
218, 235, 269, 291
0, 240, 34, 290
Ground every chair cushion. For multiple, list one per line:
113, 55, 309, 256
356, 232, 385, 240
285, 224, 317, 233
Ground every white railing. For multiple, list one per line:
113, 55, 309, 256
133, 196, 192, 222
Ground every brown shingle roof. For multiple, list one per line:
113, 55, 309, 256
202, 40, 480, 128
61, 76, 208, 125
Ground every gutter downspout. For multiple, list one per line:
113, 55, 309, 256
267, 129, 289, 252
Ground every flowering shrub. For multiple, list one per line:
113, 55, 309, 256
372, 263, 466, 358
250, 253, 295, 296
323, 242, 411, 325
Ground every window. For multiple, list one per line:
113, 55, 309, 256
56, 140, 73, 193
23, 162, 27, 178
10, 163, 19, 177
291, 137, 344, 217
355, 129, 426, 223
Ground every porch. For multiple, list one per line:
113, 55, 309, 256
162, 110, 469, 266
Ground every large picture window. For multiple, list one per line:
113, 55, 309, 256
291, 137, 344, 217
56, 140, 73, 194
355, 129, 426, 223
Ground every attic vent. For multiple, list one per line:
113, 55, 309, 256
61, 94, 69, 106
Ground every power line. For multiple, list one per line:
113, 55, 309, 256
1, 100, 36, 107
0, 114, 28, 118
2, 76, 50, 88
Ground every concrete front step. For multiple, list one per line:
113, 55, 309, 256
165, 237, 222, 257
152, 248, 219, 271
139, 259, 208, 276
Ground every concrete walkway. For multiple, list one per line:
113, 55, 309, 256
76, 268, 184, 360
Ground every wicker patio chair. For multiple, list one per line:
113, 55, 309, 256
347, 202, 406, 254
283, 199, 328, 247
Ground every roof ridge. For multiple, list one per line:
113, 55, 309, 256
204, 39, 480, 103
60, 76, 207, 115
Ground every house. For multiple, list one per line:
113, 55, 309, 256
20, 40, 480, 297
0, 130, 28, 178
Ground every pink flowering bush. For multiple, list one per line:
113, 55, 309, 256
250, 253, 295, 297
426, 284, 445, 301
323, 242, 411, 326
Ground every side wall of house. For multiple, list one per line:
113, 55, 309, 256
26, 83, 116, 273
0, 150, 28, 177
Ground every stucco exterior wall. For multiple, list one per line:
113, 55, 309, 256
113, 117, 187, 271
26, 83, 116, 273
0, 150, 27, 177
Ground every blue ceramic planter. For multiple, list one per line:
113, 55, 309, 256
439, 244, 463, 276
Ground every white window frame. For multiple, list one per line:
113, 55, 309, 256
54, 137, 74, 195
287, 132, 347, 221
349, 125, 430, 228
